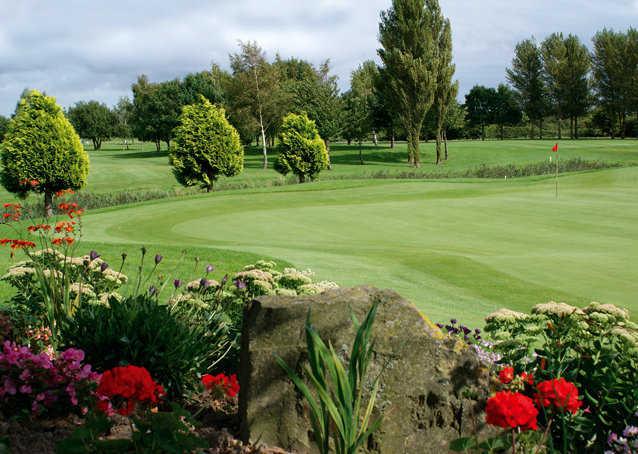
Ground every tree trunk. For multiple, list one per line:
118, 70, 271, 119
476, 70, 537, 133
539, 118, 543, 140
155, 140, 161, 152
92, 138, 100, 150
298, 174, 305, 184
574, 116, 579, 140
444, 130, 449, 160
481, 122, 485, 141
407, 128, 420, 168
44, 190, 53, 218
347, 138, 352, 146
500, 124, 505, 140
324, 139, 332, 170
165, 139, 170, 151
557, 117, 562, 140
435, 132, 442, 165
390, 132, 395, 149
372, 130, 378, 146
359, 142, 364, 165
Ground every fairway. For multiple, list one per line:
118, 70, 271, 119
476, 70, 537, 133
77, 166, 638, 326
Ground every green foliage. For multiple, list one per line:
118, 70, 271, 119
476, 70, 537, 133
67, 100, 116, 150
485, 302, 638, 451
274, 113, 329, 183
0, 115, 9, 142
57, 404, 206, 453
170, 96, 244, 192
378, 0, 446, 167
112, 97, 134, 140
60, 294, 229, 398
0, 90, 89, 214
507, 39, 549, 137
541, 33, 591, 139
592, 28, 638, 139
276, 301, 383, 454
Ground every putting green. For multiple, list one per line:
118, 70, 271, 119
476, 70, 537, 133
80, 167, 638, 325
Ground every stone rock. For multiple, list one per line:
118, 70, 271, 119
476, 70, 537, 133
239, 286, 492, 453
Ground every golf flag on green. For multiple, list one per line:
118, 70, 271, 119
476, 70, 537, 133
552, 143, 559, 152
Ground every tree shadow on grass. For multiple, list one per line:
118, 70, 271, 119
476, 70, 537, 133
107, 150, 170, 159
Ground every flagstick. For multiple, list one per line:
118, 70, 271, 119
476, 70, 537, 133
555, 152, 559, 199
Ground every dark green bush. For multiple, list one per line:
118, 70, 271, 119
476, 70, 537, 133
61, 295, 231, 398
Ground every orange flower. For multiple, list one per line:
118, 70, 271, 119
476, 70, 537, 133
0, 238, 36, 250
54, 221, 75, 233
55, 189, 75, 197
28, 224, 52, 232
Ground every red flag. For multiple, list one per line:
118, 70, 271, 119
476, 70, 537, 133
552, 143, 559, 152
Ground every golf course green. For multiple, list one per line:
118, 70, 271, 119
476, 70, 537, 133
2, 140, 637, 325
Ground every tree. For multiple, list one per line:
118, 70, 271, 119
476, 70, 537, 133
1, 90, 89, 217
229, 41, 287, 168
0, 115, 9, 142
170, 96, 243, 192
492, 84, 523, 140
541, 33, 591, 139
464, 85, 496, 140
343, 90, 372, 165
181, 68, 227, 106
112, 97, 134, 145
378, 0, 444, 167
131, 76, 183, 151
507, 39, 548, 139
287, 60, 343, 156
274, 113, 329, 183
432, 18, 457, 164
66, 100, 115, 150
592, 28, 638, 139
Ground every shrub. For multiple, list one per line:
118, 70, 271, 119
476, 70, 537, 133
170, 95, 243, 192
60, 295, 228, 398
0, 342, 99, 418
0, 90, 89, 216
483, 301, 638, 451
274, 112, 329, 183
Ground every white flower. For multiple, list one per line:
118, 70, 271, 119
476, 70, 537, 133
69, 282, 96, 298
532, 301, 584, 317
584, 302, 629, 320
2, 266, 36, 280
485, 308, 529, 323
298, 281, 339, 295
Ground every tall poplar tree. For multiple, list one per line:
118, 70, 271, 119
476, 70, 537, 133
378, 0, 444, 167
433, 19, 457, 164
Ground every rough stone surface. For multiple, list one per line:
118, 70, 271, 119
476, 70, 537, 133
239, 286, 492, 453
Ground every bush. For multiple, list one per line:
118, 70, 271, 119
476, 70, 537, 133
60, 295, 229, 398
0, 90, 89, 216
274, 112, 329, 183
170, 95, 243, 192
484, 302, 638, 451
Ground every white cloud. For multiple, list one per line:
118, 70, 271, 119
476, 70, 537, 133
0, 0, 636, 115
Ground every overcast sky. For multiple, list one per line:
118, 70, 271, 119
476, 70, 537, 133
1, 0, 637, 116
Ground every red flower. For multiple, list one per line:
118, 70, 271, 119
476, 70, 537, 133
96, 365, 164, 416
202, 373, 240, 398
486, 391, 538, 431
499, 366, 515, 384
534, 378, 582, 414
0, 238, 36, 250
520, 372, 534, 386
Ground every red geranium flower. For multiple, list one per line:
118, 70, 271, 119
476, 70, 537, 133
534, 378, 582, 414
520, 372, 534, 386
486, 391, 538, 431
96, 365, 164, 416
202, 373, 240, 398
498, 366, 515, 384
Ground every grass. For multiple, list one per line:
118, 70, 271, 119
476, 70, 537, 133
1, 139, 636, 326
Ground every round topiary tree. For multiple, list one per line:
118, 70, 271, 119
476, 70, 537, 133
170, 95, 243, 192
275, 112, 329, 183
1, 90, 89, 217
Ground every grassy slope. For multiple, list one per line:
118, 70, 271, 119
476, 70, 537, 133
73, 167, 638, 326
1, 139, 636, 325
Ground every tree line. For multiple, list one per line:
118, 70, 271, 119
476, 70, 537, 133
0, 1, 636, 169
466, 28, 638, 141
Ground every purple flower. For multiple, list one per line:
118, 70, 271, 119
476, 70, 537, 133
100, 262, 109, 272
206, 264, 214, 274
461, 326, 471, 335
173, 279, 182, 288
89, 250, 100, 261
450, 319, 457, 325
154, 254, 163, 265
221, 274, 229, 285
60, 348, 84, 363
200, 278, 211, 289
475, 328, 481, 334
623, 426, 638, 438
234, 278, 247, 290
436, 323, 443, 329
148, 285, 158, 296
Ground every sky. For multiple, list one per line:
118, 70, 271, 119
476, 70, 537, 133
1, 0, 637, 116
